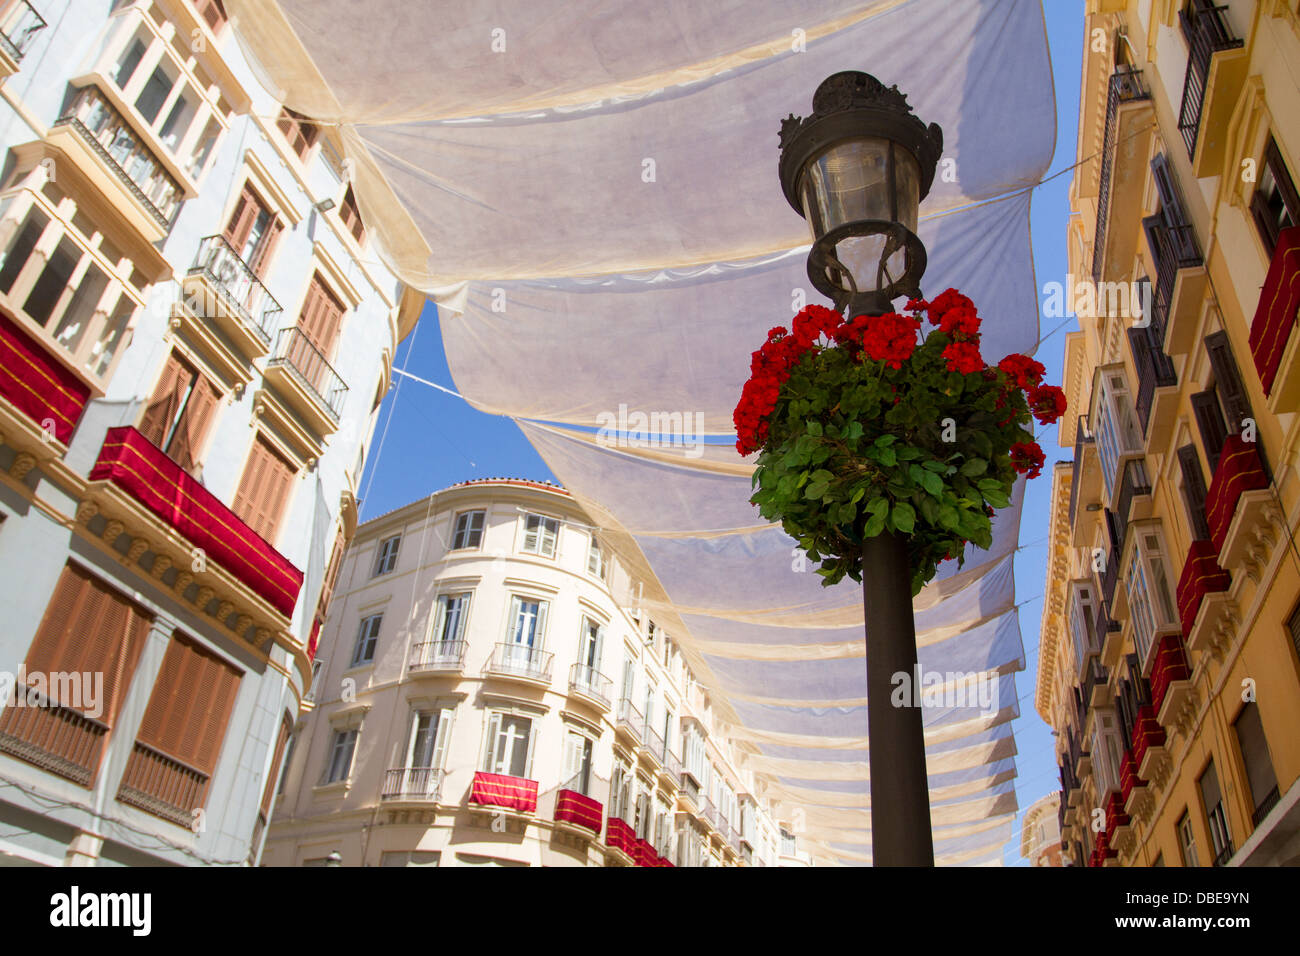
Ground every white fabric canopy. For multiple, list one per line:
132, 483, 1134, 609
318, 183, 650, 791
228, 0, 1056, 865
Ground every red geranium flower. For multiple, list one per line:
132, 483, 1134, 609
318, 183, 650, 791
1027, 384, 1067, 425
942, 340, 984, 375
998, 354, 1046, 391
1010, 441, 1045, 480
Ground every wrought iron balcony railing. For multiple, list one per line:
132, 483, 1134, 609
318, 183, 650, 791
267, 326, 348, 421
1148, 221, 1201, 346
1093, 69, 1149, 284
0, 0, 45, 62
53, 85, 182, 229
381, 767, 444, 802
484, 642, 553, 682
188, 235, 283, 344
645, 726, 665, 765
616, 698, 644, 742
409, 639, 466, 673
568, 663, 612, 707
1177, 0, 1242, 158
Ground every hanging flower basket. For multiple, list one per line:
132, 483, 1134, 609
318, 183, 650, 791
734, 290, 1064, 595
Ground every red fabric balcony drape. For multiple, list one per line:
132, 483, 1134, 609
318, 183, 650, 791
1248, 226, 1300, 396
469, 771, 538, 813
1205, 435, 1269, 552
88, 427, 304, 616
554, 789, 603, 833
605, 816, 632, 855
1119, 749, 1144, 803
1150, 634, 1190, 714
1130, 704, 1166, 769
0, 310, 91, 445
1176, 538, 1230, 635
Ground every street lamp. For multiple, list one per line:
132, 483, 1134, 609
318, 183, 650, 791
778, 71, 944, 866
779, 71, 943, 319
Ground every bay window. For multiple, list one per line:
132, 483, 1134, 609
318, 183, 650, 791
1090, 709, 1123, 798
0, 184, 142, 383
1124, 526, 1178, 666
1092, 366, 1142, 499
1069, 580, 1100, 677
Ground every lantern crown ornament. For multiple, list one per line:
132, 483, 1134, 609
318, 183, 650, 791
778, 71, 944, 317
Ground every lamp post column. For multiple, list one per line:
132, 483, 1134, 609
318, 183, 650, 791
861, 530, 933, 866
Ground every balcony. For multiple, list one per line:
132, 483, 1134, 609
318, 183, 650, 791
409, 639, 466, 675
663, 747, 682, 782
483, 643, 553, 687
1128, 326, 1177, 442
468, 770, 538, 814
1207, 435, 1278, 582
0, 308, 91, 451
0, 686, 107, 786
701, 797, 718, 831
116, 741, 208, 828
615, 698, 644, 745
0, 1, 45, 75
1177, 0, 1246, 173
1082, 658, 1110, 711
567, 663, 612, 711
554, 789, 603, 836
641, 727, 665, 770
1177, 539, 1232, 658
1250, 227, 1300, 413
1070, 421, 1102, 548
1147, 217, 1205, 357
1116, 459, 1153, 543
181, 236, 283, 361
605, 817, 635, 861
86, 427, 303, 620
1092, 70, 1152, 284
264, 327, 348, 435
46, 85, 182, 242
1150, 634, 1193, 731
381, 767, 444, 803
678, 773, 700, 811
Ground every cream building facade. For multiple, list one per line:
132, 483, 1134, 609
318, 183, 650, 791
265, 479, 799, 867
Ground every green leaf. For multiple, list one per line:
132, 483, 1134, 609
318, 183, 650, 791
938, 504, 960, 530
922, 460, 947, 473
920, 470, 944, 498
805, 480, 829, 500
866, 496, 889, 517
863, 513, 886, 538
874, 434, 897, 447
983, 488, 1010, 509
891, 502, 916, 534
847, 421, 865, 441
960, 458, 988, 477
806, 421, 823, 437
877, 447, 897, 467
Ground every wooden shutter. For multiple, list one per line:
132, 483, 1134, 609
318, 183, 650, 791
223, 183, 262, 251
15, 563, 151, 725
340, 187, 365, 244
139, 351, 193, 448
195, 0, 227, 31
259, 714, 292, 815
135, 633, 241, 774
1204, 331, 1252, 435
431, 707, 455, 770
315, 529, 346, 619
298, 275, 345, 356
248, 217, 283, 278
233, 435, 296, 543
1177, 445, 1213, 541
169, 375, 221, 475
1191, 390, 1229, 474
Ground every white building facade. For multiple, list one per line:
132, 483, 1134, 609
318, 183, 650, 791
265, 479, 797, 867
0, 0, 417, 865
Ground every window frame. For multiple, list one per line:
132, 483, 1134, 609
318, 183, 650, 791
323, 728, 358, 784
350, 612, 383, 667
372, 534, 401, 577
519, 512, 560, 558
1250, 136, 1299, 256
450, 509, 485, 550
1123, 524, 1179, 671
482, 711, 535, 779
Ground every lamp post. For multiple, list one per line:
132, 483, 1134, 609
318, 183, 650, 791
778, 71, 943, 866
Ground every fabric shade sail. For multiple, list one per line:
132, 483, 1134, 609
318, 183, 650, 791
227, 0, 1056, 865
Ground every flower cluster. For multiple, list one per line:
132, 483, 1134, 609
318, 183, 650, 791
737, 288, 1066, 594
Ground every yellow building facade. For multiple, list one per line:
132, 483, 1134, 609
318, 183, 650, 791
1038, 0, 1300, 867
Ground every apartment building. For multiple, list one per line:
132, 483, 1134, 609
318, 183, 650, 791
1020, 794, 1064, 867
263, 479, 797, 867
1038, 0, 1300, 866
0, 0, 419, 865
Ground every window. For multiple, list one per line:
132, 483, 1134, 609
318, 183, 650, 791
451, 510, 484, 549
432, 592, 471, 645
293, 272, 346, 362
223, 182, 282, 275
1198, 760, 1233, 865
1091, 710, 1124, 799
380, 851, 439, 867
405, 708, 454, 771
586, 534, 605, 577
520, 513, 559, 557
483, 713, 534, 778
1068, 581, 1100, 676
0, 197, 139, 381
561, 730, 594, 795
1251, 137, 1299, 255
323, 729, 358, 784
1092, 368, 1142, 499
1233, 703, 1279, 826
351, 613, 382, 667
277, 731, 297, 795
0, 563, 151, 786
1125, 528, 1178, 666
1289, 601, 1300, 664
577, 617, 603, 670
1176, 445, 1212, 541
232, 435, 296, 543
338, 186, 365, 245
276, 107, 320, 160
138, 350, 221, 474
194, 0, 228, 33
373, 534, 401, 577
506, 596, 547, 649
643, 677, 657, 734
610, 761, 631, 819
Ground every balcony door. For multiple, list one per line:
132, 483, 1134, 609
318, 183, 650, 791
578, 617, 602, 672
224, 183, 281, 278
506, 596, 546, 670
139, 350, 221, 474
485, 713, 533, 779
232, 434, 296, 544
288, 274, 345, 394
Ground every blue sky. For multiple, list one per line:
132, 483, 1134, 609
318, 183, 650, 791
357, 1, 1086, 866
